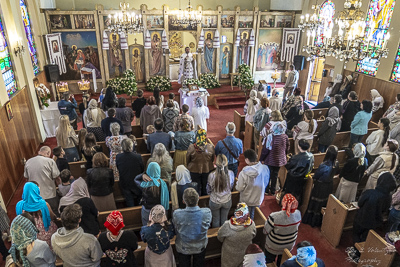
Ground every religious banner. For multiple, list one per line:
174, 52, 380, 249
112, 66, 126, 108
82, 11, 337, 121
281, 28, 300, 63
45, 33, 66, 74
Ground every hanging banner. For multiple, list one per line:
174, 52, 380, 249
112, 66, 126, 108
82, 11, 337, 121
45, 33, 66, 74
281, 28, 300, 63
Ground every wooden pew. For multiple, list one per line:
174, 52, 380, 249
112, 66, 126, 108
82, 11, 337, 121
321, 194, 357, 248
281, 248, 293, 264
371, 109, 384, 123
131, 125, 143, 138
355, 230, 396, 267
69, 161, 88, 179
244, 121, 254, 151
312, 108, 329, 120
97, 141, 110, 156
234, 110, 245, 139
135, 138, 148, 154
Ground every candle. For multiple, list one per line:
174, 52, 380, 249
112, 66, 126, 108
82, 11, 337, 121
307, 31, 311, 46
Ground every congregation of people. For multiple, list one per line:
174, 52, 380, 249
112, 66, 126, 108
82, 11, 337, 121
5, 70, 400, 267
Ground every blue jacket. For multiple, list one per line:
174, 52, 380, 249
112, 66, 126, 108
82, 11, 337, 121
172, 206, 211, 255
147, 131, 172, 153
351, 111, 372, 135
140, 223, 175, 254
215, 136, 243, 165
58, 99, 78, 121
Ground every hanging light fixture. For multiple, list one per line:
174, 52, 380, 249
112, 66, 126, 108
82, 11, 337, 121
174, 0, 201, 27
107, 2, 143, 34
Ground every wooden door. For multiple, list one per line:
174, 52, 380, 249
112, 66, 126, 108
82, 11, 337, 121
308, 57, 325, 102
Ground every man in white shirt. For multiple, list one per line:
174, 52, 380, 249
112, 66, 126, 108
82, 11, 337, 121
283, 64, 299, 100
24, 146, 60, 213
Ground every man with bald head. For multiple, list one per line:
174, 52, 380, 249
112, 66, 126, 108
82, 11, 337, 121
24, 146, 60, 212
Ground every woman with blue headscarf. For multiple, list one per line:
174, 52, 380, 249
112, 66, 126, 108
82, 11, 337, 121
281, 241, 325, 267
135, 162, 170, 226
16, 182, 58, 249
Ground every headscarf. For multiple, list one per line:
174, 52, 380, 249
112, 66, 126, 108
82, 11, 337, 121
281, 193, 298, 217
9, 215, 38, 267
16, 182, 51, 231
246, 90, 258, 116
195, 97, 204, 108
294, 96, 305, 115
371, 89, 384, 109
326, 106, 341, 131
148, 204, 168, 226
376, 172, 397, 195
353, 143, 366, 166
86, 99, 98, 122
243, 244, 267, 267
323, 96, 331, 102
58, 177, 90, 213
271, 89, 278, 97
140, 162, 170, 210
194, 128, 207, 151
230, 202, 252, 226
104, 210, 125, 235
176, 165, 192, 185
265, 122, 285, 150
290, 245, 317, 267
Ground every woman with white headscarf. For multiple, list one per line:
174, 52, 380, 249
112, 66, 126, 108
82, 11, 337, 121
83, 99, 106, 141
170, 165, 200, 210
335, 143, 368, 203
244, 89, 260, 123
191, 97, 210, 131
370, 89, 385, 113
317, 106, 341, 153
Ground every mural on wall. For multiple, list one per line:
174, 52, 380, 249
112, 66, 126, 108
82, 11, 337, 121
74, 14, 95, 29
169, 15, 197, 31
149, 30, 165, 76
129, 45, 144, 82
201, 31, 215, 73
202, 15, 217, 28
221, 15, 235, 28
275, 15, 292, 27
146, 15, 164, 29
220, 43, 232, 78
107, 32, 126, 78
238, 16, 253, 28
60, 31, 100, 80
50, 15, 72, 29
260, 15, 275, 28
256, 29, 282, 71
237, 29, 250, 68
357, 0, 396, 76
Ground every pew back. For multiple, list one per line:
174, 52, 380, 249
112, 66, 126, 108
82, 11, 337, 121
234, 110, 245, 139
312, 108, 328, 120
357, 230, 396, 267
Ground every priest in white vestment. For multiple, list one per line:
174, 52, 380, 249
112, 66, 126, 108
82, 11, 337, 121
178, 47, 197, 85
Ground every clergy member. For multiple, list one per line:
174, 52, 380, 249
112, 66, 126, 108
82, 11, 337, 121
178, 47, 197, 85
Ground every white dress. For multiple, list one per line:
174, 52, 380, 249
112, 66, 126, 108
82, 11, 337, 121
191, 106, 210, 131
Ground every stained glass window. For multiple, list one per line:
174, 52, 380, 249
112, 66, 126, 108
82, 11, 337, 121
315, 0, 335, 47
356, 0, 396, 76
0, 16, 17, 98
20, 0, 39, 76
390, 43, 400, 82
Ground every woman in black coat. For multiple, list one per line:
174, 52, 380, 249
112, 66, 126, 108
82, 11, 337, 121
341, 91, 361, 132
286, 96, 309, 131
317, 106, 341, 153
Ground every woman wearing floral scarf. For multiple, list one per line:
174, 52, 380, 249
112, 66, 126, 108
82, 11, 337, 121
281, 241, 326, 267
264, 194, 302, 266
140, 205, 176, 267
186, 128, 215, 195
134, 162, 170, 226
217, 203, 256, 267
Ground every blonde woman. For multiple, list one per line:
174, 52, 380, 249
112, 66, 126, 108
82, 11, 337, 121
55, 115, 79, 162
207, 154, 235, 228
83, 99, 106, 141
147, 143, 173, 186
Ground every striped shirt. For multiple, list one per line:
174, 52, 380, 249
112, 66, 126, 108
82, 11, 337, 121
264, 210, 301, 255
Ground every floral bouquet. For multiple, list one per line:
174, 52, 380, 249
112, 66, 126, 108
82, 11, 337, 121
146, 76, 172, 92
233, 64, 254, 90
36, 83, 51, 108
199, 73, 220, 89
106, 69, 137, 96
183, 78, 201, 87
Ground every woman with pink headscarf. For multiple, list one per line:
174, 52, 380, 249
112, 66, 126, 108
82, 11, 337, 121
263, 194, 301, 266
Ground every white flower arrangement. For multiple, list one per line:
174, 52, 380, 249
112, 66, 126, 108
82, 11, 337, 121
146, 76, 172, 92
234, 64, 254, 90
36, 83, 51, 108
199, 73, 220, 89
183, 78, 201, 87
106, 69, 138, 96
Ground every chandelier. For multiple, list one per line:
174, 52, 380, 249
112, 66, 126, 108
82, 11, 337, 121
107, 2, 143, 34
174, 0, 201, 27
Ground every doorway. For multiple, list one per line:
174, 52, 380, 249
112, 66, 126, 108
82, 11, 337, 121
306, 57, 325, 103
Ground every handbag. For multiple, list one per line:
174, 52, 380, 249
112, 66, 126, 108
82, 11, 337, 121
222, 140, 240, 163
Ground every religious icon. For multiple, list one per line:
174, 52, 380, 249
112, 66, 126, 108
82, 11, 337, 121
109, 33, 124, 77
203, 31, 214, 73
146, 16, 164, 29
52, 40, 59, 53
5, 101, 13, 121
132, 48, 143, 82
237, 30, 250, 68
256, 29, 282, 71
238, 16, 253, 28
287, 34, 295, 44
150, 31, 163, 75
260, 15, 275, 28
221, 15, 234, 28
202, 16, 217, 28
275, 16, 292, 28
74, 14, 95, 29
220, 44, 231, 78
50, 15, 71, 29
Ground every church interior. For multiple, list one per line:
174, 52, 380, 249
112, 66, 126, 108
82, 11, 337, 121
2, 0, 400, 266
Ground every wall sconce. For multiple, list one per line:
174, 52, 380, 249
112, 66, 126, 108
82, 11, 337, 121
14, 39, 25, 58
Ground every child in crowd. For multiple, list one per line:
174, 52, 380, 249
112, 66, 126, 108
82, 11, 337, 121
169, 93, 180, 111
58, 169, 75, 197
77, 128, 87, 160
236, 149, 270, 220
52, 146, 69, 172
132, 89, 147, 126
144, 125, 155, 144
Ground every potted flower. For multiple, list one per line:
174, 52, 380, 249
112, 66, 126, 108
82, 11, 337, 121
199, 73, 220, 89
106, 69, 138, 96
36, 83, 51, 109
146, 76, 172, 92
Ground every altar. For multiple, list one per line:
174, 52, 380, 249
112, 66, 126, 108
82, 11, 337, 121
179, 88, 209, 114
40, 101, 61, 138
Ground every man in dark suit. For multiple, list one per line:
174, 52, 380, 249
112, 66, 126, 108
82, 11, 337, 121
147, 118, 172, 153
